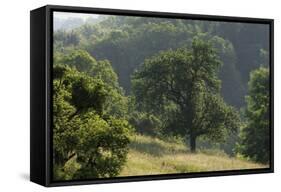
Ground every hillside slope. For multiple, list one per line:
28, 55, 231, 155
119, 134, 268, 176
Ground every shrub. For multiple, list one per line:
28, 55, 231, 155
129, 112, 161, 136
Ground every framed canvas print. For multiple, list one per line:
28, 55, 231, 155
30, 5, 274, 187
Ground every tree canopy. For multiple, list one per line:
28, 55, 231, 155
53, 52, 132, 180
238, 67, 270, 163
132, 38, 241, 152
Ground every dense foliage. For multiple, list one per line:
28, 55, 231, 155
55, 17, 269, 109
238, 67, 270, 163
53, 52, 132, 180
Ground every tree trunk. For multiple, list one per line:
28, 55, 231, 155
190, 134, 196, 153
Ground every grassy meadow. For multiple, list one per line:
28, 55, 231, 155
119, 134, 268, 176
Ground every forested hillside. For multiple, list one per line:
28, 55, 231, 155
53, 13, 270, 181
54, 16, 269, 108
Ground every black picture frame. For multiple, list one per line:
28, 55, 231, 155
30, 4, 274, 187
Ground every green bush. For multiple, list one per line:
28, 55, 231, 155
238, 67, 270, 164
53, 53, 132, 180
129, 112, 161, 136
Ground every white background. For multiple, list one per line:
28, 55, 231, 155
0, 0, 279, 191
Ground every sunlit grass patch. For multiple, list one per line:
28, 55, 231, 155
119, 134, 268, 176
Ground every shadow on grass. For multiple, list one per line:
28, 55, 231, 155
129, 136, 188, 157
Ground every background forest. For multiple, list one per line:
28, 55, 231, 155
53, 12, 270, 181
